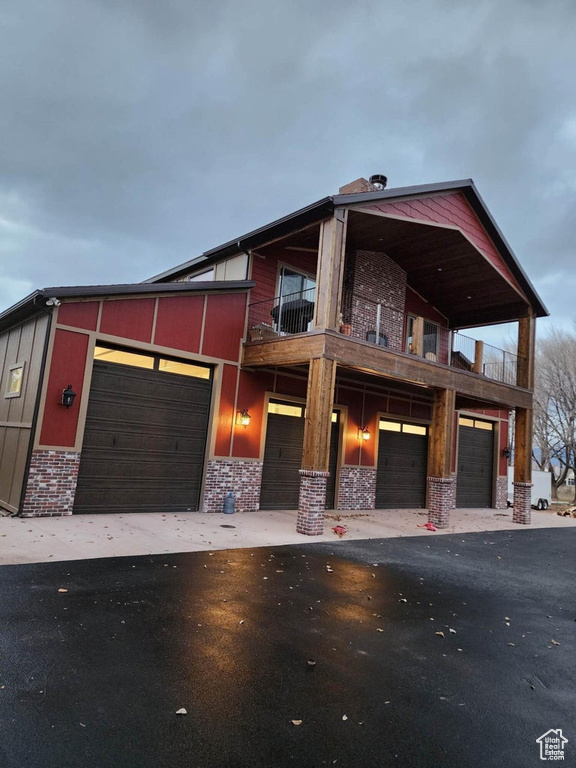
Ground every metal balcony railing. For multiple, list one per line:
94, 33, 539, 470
248, 288, 316, 340
247, 290, 522, 387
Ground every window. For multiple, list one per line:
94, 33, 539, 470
268, 401, 304, 418
5, 362, 25, 398
94, 346, 211, 379
278, 266, 316, 299
188, 269, 214, 282
379, 419, 427, 436
458, 416, 494, 431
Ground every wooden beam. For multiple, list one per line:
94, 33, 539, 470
301, 357, 337, 472
428, 389, 456, 478
314, 211, 348, 331
324, 332, 533, 409
514, 407, 532, 484
517, 315, 536, 390
242, 331, 533, 410
243, 333, 325, 368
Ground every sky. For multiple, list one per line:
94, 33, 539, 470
1, 0, 575, 348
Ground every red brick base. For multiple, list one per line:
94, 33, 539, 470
338, 467, 376, 510
20, 450, 80, 517
202, 459, 263, 513
428, 476, 455, 529
495, 475, 508, 510
297, 470, 329, 536
512, 481, 532, 525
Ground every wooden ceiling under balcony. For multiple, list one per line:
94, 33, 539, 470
344, 210, 530, 328
272, 208, 531, 330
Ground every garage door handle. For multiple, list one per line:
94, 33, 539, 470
175, 440, 179, 451
112, 437, 116, 448
279, 448, 282, 458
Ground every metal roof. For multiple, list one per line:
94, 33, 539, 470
144, 179, 547, 318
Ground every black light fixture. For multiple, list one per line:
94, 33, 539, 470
236, 409, 251, 427
61, 384, 77, 409
358, 426, 371, 442
502, 445, 512, 459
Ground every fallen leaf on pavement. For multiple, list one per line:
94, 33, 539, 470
342, 715, 348, 721
551, 639, 560, 646
57, 589, 68, 593
449, 628, 457, 634
175, 708, 187, 715
291, 720, 303, 726
435, 631, 445, 638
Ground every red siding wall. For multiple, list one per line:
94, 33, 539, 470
100, 298, 155, 342
202, 294, 246, 362
215, 364, 238, 457
58, 302, 99, 331
154, 295, 204, 353
367, 192, 523, 292
39, 330, 89, 447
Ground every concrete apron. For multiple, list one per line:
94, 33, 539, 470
1, 507, 575, 565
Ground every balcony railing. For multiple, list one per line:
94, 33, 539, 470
247, 290, 522, 387
248, 288, 316, 340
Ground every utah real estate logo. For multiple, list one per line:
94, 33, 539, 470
536, 729, 568, 761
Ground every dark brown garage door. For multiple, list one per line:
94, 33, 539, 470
259, 402, 340, 511
456, 417, 494, 508
376, 420, 428, 508
74, 351, 212, 514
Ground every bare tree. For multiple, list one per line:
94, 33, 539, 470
533, 329, 576, 500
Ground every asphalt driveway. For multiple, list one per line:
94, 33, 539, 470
1, 528, 574, 767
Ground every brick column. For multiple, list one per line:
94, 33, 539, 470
428, 476, 455, 529
20, 450, 81, 517
513, 481, 532, 525
495, 476, 508, 510
297, 470, 328, 536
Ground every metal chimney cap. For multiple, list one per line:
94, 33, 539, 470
369, 174, 388, 190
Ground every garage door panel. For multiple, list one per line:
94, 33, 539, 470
376, 429, 428, 509
260, 413, 304, 510
456, 423, 494, 508
74, 360, 211, 514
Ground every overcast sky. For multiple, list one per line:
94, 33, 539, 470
1, 0, 575, 344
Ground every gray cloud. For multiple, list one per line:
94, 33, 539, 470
1, 0, 576, 336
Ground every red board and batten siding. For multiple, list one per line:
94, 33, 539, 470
367, 193, 523, 292
39, 329, 90, 448
57, 302, 100, 331
154, 295, 204, 353
37, 292, 249, 451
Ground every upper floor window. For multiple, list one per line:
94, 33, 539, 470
278, 266, 316, 299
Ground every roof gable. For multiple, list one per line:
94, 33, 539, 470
360, 191, 524, 297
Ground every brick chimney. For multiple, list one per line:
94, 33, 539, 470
338, 178, 376, 195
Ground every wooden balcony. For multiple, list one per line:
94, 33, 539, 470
242, 329, 532, 410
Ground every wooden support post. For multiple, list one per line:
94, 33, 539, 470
314, 211, 348, 331
297, 357, 337, 536
301, 357, 337, 471
517, 315, 536, 389
513, 407, 532, 485
513, 406, 533, 524
427, 388, 456, 529
428, 389, 456, 479
412, 316, 424, 357
473, 340, 484, 374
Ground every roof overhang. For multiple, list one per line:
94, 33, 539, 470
345, 209, 531, 328
0, 280, 255, 333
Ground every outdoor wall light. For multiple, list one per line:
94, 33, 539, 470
502, 445, 512, 459
237, 409, 251, 427
358, 427, 371, 442
61, 384, 77, 409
